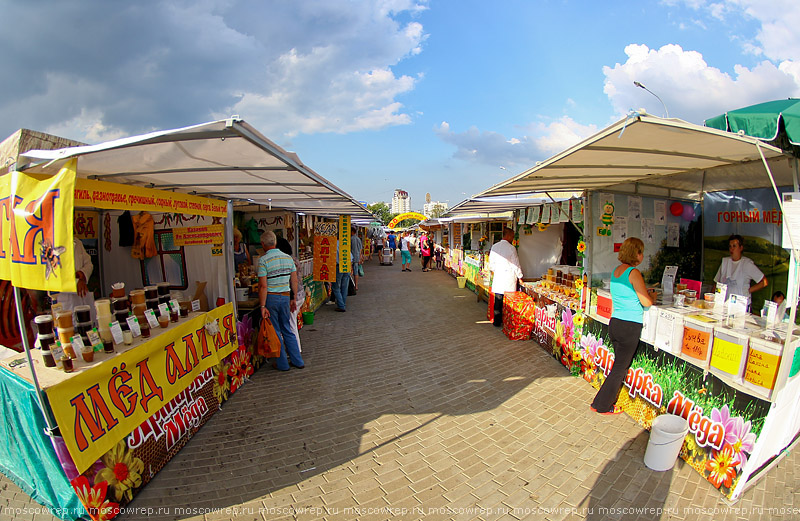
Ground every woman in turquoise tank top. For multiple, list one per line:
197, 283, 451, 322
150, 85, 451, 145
591, 237, 656, 415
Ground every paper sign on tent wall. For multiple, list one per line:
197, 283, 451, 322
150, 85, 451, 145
628, 196, 642, 220
642, 218, 655, 244
654, 200, 667, 224
667, 222, 680, 247
527, 206, 539, 225
613, 216, 628, 243
541, 205, 551, 224
571, 199, 583, 223
782, 192, 800, 249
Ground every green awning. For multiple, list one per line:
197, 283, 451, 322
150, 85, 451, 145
705, 98, 800, 146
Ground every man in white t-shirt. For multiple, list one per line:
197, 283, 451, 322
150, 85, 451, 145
714, 234, 768, 297
488, 227, 523, 327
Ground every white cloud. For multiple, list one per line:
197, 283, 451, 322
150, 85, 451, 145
603, 43, 800, 123
435, 117, 598, 167
0, 0, 428, 143
668, 0, 800, 62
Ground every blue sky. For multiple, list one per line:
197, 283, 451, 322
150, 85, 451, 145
2, 0, 799, 211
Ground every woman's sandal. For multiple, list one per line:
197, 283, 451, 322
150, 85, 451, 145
590, 405, 624, 415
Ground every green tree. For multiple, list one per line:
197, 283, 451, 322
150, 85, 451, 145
430, 206, 447, 218
368, 202, 393, 225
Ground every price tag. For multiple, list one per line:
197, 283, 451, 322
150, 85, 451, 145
144, 309, 159, 329
726, 294, 749, 328
681, 327, 711, 361
71, 335, 86, 352
50, 302, 64, 315
744, 348, 781, 389
158, 303, 170, 317
662, 266, 678, 296
191, 299, 201, 312
110, 321, 124, 345
710, 336, 745, 375
715, 283, 727, 311
127, 316, 141, 337
52, 343, 65, 366
87, 329, 103, 351
169, 299, 181, 313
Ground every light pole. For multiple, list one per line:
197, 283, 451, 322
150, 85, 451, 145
633, 81, 669, 118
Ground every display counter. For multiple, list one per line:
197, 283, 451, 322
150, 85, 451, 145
524, 282, 800, 501
0, 303, 268, 520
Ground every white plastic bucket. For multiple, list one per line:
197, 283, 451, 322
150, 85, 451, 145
644, 414, 689, 471
235, 287, 249, 302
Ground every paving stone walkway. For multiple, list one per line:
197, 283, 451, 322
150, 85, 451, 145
2, 256, 799, 521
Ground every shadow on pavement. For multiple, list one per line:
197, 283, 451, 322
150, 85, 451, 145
119, 259, 555, 520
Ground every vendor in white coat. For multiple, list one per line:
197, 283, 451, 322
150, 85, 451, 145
714, 234, 768, 298
50, 237, 96, 320
488, 227, 523, 327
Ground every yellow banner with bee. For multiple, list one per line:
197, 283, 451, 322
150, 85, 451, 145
0, 160, 76, 292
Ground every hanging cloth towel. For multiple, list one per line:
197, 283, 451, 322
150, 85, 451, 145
118, 210, 134, 247
244, 217, 260, 244
131, 211, 157, 259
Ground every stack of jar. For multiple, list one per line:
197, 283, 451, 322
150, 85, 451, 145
157, 282, 171, 305
145, 285, 159, 312
94, 298, 115, 353
34, 314, 57, 368
54, 310, 77, 360
74, 305, 93, 351
130, 289, 150, 338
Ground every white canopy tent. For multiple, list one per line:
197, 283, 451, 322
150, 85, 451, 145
446, 193, 580, 216
18, 118, 373, 306
476, 113, 797, 200
466, 113, 800, 502
19, 118, 374, 219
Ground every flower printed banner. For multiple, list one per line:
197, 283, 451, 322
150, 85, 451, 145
528, 292, 769, 498
48, 304, 239, 475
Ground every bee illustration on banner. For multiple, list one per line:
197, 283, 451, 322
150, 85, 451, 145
41, 239, 66, 280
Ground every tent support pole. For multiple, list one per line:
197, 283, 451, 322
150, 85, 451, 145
225, 201, 236, 310
584, 190, 593, 316
97, 209, 107, 298
756, 143, 798, 397
701, 171, 706, 287
14, 287, 57, 433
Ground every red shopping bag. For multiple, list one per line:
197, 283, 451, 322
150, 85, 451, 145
257, 317, 281, 358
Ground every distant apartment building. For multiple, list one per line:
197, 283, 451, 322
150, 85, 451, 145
392, 189, 411, 214
423, 201, 448, 218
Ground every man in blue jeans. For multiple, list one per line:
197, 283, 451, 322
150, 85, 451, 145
258, 230, 305, 370
331, 239, 352, 312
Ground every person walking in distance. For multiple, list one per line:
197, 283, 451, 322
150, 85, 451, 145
399, 232, 412, 271
387, 230, 397, 260
350, 226, 363, 291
